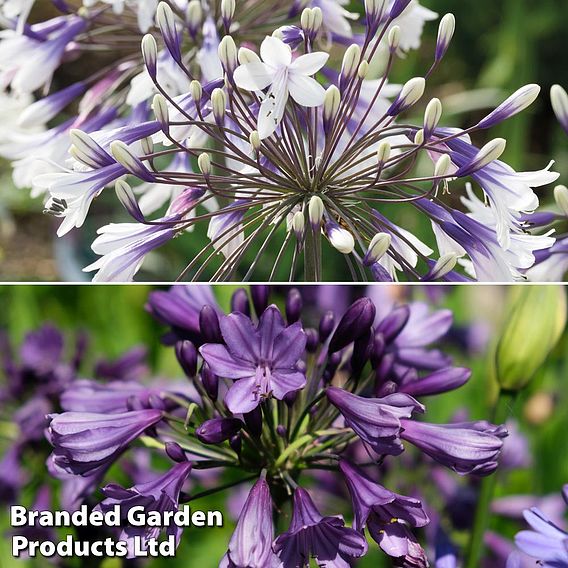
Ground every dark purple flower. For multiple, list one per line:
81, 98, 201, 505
398, 367, 471, 398
220, 476, 278, 567
0, 444, 27, 503
146, 285, 220, 344
328, 298, 376, 354
95, 346, 148, 381
199, 306, 307, 413
515, 501, 568, 567
48, 409, 163, 475
274, 487, 368, 567
20, 325, 64, 377
400, 419, 507, 476
14, 396, 52, 441
327, 387, 424, 455
369, 521, 428, 568
196, 418, 243, 444
97, 461, 192, 557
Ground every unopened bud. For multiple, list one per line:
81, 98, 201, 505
550, 84, 568, 133
218, 35, 238, 74
340, 44, 361, 89
249, 130, 261, 153
175, 340, 198, 378
198, 153, 211, 176
365, 0, 389, 28
390, 0, 412, 18
326, 222, 354, 254
323, 85, 341, 129
456, 138, 506, 177
115, 179, 144, 222
141, 34, 158, 79
196, 417, 243, 444
424, 97, 442, 138
152, 93, 169, 133
328, 298, 376, 353
157, 2, 181, 63
220, 0, 235, 26
388, 25, 401, 52
187, 0, 202, 36
292, 210, 305, 241
428, 253, 458, 280
495, 286, 566, 391
190, 80, 202, 104
357, 60, 369, 80
364, 233, 391, 265
140, 136, 154, 156
110, 140, 152, 180
377, 141, 391, 164
414, 129, 424, 145
436, 14, 455, 61
211, 88, 227, 123
387, 77, 425, 116
554, 185, 568, 217
308, 195, 324, 229
285, 288, 303, 324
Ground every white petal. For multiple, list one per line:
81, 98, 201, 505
233, 61, 273, 92
288, 75, 326, 107
260, 35, 291, 68
289, 52, 329, 76
257, 84, 289, 139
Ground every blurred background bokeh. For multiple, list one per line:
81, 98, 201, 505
0, 0, 567, 281
0, 284, 567, 566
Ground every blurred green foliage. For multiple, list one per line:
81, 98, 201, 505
0, 285, 567, 566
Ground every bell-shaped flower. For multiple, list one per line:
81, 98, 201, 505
233, 36, 328, 139
273, 487, 368, 567
200, 306, 307, 414
96, 461, 192, 558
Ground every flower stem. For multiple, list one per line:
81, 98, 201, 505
304, 225, 321, 281
465, 389, 517, 568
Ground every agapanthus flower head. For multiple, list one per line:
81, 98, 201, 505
1, 1, 556, 281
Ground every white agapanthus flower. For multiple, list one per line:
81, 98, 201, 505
233, 35, 329, 139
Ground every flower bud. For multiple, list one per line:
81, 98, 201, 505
238, 46, 260, 65
476, 84, 541, 130
141, 136, 154, 156
387, 25, 401, 52
187, 0, 202, 37
175, 340, 198, 378
285, 288, 303, 324
199, 305, 222, 343
190, 80, 202, 104
426, 253, 458, 280
319, 311, 335, 342
243, 407, 262, 437
221, 0, 235, 27
376, 141, 391, 165
413, 129, 424, 145
364, 233, 391, 265
251, 286, 270, 316
152, 93, 169, 134
495, 286, 566, 391
339, 44, 361, 90
551, 84, 568, 134
305, 328, 319, 352
110, 140, 153, 181
165, 442, 188, 463
434, 153, 452, 177
456, 138, 506, 177
211, 88, 227, 124
424, 97, 442, 139
292, 210, 305, 241
115, 179, 144, 222
365, 0, 389, 30
323, 85, 341, 134
69, 128, 111, 168
141, 34, 158, 79
218, 35, 238, 75
375, 305, 410, 342
435, 13, 455, 61
390, 0, 412, 18
328, 298, 376, 353
357, 60, 369, 80
196, 418, 243, 444
325, 221, 355, 254
249, 130, 261, 153
308, 195, 324, 229
387, 77, 426, 116
231, 288, 250, 315
157, 2, 181, 63
198, 153, 211, 176
200, 362, 219, 401
554, 185, 568, 217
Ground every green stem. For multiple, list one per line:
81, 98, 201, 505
465, 389, 517, 568
304, 225, 318, 281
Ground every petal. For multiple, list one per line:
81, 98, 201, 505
257, 306, 286, 360
289, 52, 329, 75
257, 87, 288, 139
523, 508, 568, 540
288, 75, 326, 107
270, 370, 306, 400
515, 530, 567, 560
199, 344, 254, 379
219, 312, 260, 363
272, 322, 307, 368
224, 377, 261, 414
260, 35, 291, 67
233, 62, 273, 92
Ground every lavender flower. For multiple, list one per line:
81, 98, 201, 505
199, 306, 307, 413
97, 460, 192, 557
273, 487, 368, 567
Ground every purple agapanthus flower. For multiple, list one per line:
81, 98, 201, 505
200, 306, 307, 413
96, 460, 192, 557
220, 475, 278, 568
273, 487, 368, 567
514, 486, 568, 567
48, 409, 163, 475
327, 387, 425, 455
400, 420, 508, 476
340, 460, 429, 566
